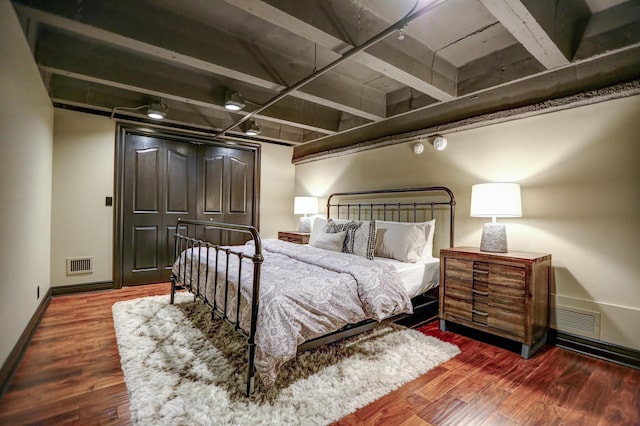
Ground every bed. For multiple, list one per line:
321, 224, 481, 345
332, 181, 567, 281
170, 186, 455, 396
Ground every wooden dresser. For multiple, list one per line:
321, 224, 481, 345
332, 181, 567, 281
277, 231, 310, 245
439, 247, 551, 358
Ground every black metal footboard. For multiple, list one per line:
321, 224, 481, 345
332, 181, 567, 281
169, 219, 263, 396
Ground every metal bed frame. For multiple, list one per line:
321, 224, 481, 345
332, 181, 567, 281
170, 186, 455, 397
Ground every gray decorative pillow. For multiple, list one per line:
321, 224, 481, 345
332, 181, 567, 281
325, 219, 377, 260
310, 230, 347, 252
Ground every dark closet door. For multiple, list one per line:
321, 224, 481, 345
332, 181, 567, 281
119, 129, 259, 287
197, 145, 255, 245
122, 135, 197, 285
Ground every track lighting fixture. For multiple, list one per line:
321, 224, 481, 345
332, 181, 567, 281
244, 119, 262, 136
398, 27, 405, 41
147, 101, 168, 120
431, 135, 448, 151
413, 135, 447, 153
224, 89, 246, 111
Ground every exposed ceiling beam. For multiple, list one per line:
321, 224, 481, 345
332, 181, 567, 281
14, 3, 385, 122
47, 73, 318, 145
574, 1, 640, 60
37, 44, 338, 137
43, 63, 337, 137
293, 44, 640, 163
221, 0, 456, 101
294, 79, 640, 164
480, 0, 571, 69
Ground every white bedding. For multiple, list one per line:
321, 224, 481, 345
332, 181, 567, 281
374, 256, 440, 298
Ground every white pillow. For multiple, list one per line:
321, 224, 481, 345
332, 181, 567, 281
419, 219, 436, 261
374, 221, 428, 262
310, 230, 347, 252
309, 217, 328, 246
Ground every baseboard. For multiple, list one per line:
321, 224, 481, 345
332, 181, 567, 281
0, 289, 52, 398
438, 321, 640, 370
50, 281, 114, 296
549, 329, 640, 370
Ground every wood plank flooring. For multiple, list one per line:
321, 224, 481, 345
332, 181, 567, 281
1, 283, 639, 425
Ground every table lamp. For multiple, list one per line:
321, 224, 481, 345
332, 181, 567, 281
294, 196, 318, 233
470, 183, 522, 252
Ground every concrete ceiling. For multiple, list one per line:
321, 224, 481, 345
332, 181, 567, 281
12, 0, 640, 163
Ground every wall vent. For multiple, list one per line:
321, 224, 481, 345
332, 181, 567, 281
66, 256, 93, 275
551, 305, 600, 339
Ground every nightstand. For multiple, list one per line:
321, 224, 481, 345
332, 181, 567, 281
439, 247, 551, 358
277, 231, 310, 245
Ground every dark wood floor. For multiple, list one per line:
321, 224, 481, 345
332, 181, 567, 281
1, 283, 638, 425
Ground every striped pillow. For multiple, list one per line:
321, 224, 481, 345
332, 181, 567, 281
325, 219, 377, 260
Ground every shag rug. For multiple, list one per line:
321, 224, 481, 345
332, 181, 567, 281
112, 293, 460, 425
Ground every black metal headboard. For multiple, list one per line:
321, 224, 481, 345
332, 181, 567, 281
326, 186, 456, 249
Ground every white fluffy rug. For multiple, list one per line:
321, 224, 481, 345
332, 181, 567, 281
112, 293, 459, 425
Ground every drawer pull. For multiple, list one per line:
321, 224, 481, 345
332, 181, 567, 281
472, 309, 488, 317
473, 289, 489, 296
474, 270, 489, 275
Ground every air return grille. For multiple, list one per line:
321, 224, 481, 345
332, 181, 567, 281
66, 256, 93, 275
551, 305, 600, 339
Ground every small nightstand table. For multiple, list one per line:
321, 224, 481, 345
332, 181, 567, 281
277, 231, 310, 245
439, 247, 552, 358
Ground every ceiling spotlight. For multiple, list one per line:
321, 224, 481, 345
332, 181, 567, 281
432, 135, 448, 151
147, 102, 167, 120
413, 142, 424, 154
224, 89, 246, 111
244, 119, 262, 136
398, 27, 405, 41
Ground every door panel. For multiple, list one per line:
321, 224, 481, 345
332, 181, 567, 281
229, 156, 247, 214
197, 145, 255, 245
161, 141, 197, 281
202, 155, 224, 214
166, 148, 191, 213
123, 135, 197, 285
133, 147, 160, 212
226, 148, 254, 245
123, 136, 164, 285
132, 226, 158, 271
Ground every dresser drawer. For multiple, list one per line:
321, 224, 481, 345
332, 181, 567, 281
489, 263, 525, 288
444, 280, 472, 300
443, 297, 472, 321
488, 309, 525, 337
444, 258, 473, 280
489, 286, 526, 309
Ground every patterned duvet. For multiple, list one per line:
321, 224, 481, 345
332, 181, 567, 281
171, 238, 412, 387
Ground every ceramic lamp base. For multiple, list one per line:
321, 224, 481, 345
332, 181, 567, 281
480, 222, 508, 253
299, 216, 312, 233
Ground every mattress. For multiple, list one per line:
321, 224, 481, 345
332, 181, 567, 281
374, 256, 440, 298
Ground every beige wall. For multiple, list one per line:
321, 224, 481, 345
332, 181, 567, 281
50, 109, 295, 286
295, 95, 640, 351
257, 143, 297, 236
0, 0, 54, 366
51, 109, 115, 286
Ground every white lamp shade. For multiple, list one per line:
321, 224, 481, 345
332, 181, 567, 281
294, 196, 318, 215
470, 183, 522, 218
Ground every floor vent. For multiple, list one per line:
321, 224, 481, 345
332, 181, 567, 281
66, 256, 93, 275
551, 305, 600, 339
